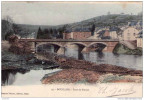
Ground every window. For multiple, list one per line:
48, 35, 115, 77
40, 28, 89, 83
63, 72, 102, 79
128, 33, 130, 36
133, 33, 135, 36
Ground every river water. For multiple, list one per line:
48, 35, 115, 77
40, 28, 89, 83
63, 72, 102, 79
37, 46, 143, 70
2, 68, 62, 86
65, 48, 143, 70
2, 46, 143, 86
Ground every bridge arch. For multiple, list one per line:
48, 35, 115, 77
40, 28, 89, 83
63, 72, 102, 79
36, 42, 62, 48
87, 42, 107, 48
64, 42, 87, 48
36, 42, 63, 53
87, 42, 107, 52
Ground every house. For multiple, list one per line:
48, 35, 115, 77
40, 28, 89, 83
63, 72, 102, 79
137, 37, 143, 48
136, 21, 142, 27
89, 27, 110, 39
127, 21, 143, 30
122, 27, 139, 41
137, 31, 143, 48
63, 28, 91, 39
96, 29, 111, 39
109, 31, 117, 39
128, 21, 137, 27
109, 27, 121, 39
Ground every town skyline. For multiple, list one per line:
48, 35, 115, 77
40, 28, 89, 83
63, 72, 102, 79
2, 1, 142, 25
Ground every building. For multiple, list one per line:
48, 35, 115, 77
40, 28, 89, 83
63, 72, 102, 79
103, 30, 109, 37
63, 32, 91, 39
128, 21, 137, 27
137, 31, 143, 48
109, 27, 121, 39
63, 28, 91, 39
127, 21, 143, 31
109, 31, 118, 39
122, 27, 139, 41
137, 38, 142, 48
93, 29, 111, 39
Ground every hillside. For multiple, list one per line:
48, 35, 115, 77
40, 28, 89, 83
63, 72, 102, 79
65, 14, 142, 30
18, 14, 142, 32
17, 24, 54, 33
2, 13, 142, 39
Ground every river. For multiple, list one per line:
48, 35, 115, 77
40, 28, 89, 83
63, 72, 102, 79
2, 68, 62, 86
37, 46, 143, 70
65, 48, 143, 70
2, 45, 142, 86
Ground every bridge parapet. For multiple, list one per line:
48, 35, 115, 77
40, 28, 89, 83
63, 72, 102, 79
19, 39, 119, 53
19, 39, 119, 42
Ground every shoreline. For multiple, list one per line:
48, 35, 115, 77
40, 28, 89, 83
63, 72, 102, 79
36, 52, 142, 84
2, 41, 143, 84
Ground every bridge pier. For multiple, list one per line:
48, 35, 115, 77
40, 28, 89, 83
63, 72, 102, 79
105, 42, 119, 52
57, 47, 65, 55
29, 42, 37, 53
103, 47, 108, 52
34, 42, 38, 53
81, 47, 90, 53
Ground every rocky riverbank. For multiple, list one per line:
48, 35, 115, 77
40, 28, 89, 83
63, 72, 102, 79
2, 41, 58, 71
41, 68, 142, 84
113, 43, 142, 55
38, 52, 142, 84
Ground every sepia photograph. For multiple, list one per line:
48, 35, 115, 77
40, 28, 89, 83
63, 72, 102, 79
1, 1, 143, 98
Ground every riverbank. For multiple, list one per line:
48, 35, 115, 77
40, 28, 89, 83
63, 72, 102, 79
2, 41, 58, 71
37, 52, 142, 84
113, 43, 142, 55
2, 40, 143, 84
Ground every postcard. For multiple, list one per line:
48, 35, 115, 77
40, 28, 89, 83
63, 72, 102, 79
1, 1, 143, 98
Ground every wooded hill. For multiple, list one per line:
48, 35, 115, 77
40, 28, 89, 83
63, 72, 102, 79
2, 13, 142, 40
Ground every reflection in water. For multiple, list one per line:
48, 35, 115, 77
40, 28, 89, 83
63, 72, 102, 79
97, 51, 104, 59
36, 45, 142, 70
2, 45, 142, 86
37, 44, 59, 53
2, 69, 30, 86
65, 48, 142, 70
2, 70, 16, 86
2, 69, 62, 86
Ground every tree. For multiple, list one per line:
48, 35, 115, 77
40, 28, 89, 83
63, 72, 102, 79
37, 27, 43, 39
2, 16, 22, 40
50, 28, 53, 34
44, 29, 49, 34
4, 16, 13, 24
91, 24, 95, 36
43, 28, 53, 39
57, 24, 68, 39
12, 24, 22, 34
5, 31, 13, 40
2, 16, 14, 40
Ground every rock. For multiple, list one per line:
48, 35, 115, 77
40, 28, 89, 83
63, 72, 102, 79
43, 65, 59, 70
41, 69, 100, 84
113, 43, 142, 55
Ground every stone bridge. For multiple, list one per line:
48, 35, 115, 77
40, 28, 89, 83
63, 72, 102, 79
19, 39, 119, 55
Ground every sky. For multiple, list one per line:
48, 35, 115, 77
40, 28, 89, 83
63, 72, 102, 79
2, 1, 142, 25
